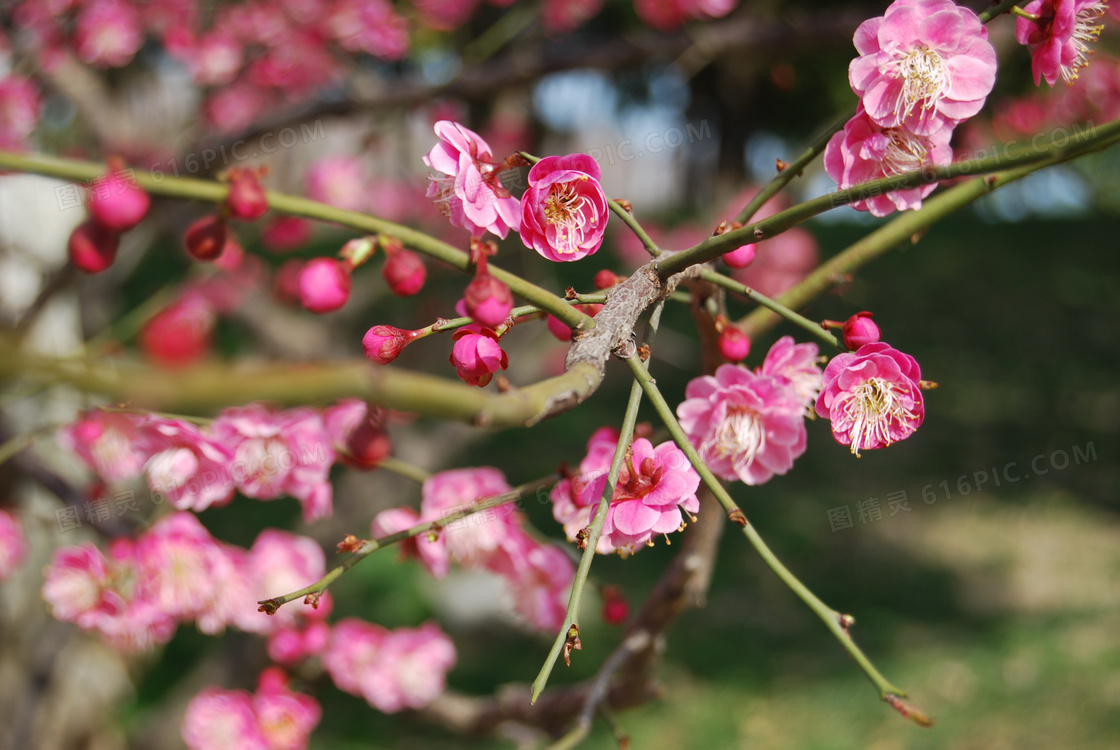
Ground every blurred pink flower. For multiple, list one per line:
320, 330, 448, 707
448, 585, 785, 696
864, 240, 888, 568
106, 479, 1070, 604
143, 417, 235, 513
677, 364, 808, 485
487, 530, 573, 630
371, 506, 451, 578
1015, 0, 1107, 86
815, 342, 925, 456
519, 154, 609, 262
74, 0, 144, 68
253, 668, 322, 750
423, 120, 520, 239
326, 0, 409, 59
305, 156, 368, 213
0, 75, 41, 151
182, 688, 270, 750
241, 529, 332, 634
58, 410, 152, 483
0, 510, 28, 581
849, 0, 996, 135
542, 0, 603, 33
421, 467, 518, 567
134, 512, 230, 624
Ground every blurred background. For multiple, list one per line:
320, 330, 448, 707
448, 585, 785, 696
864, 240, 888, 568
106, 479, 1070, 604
1, 0, 1118, 748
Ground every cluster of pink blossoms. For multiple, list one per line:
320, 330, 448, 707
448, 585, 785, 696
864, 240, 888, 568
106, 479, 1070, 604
826, 0, 998, 216
59, 400, 390, 523
677, 336, 822, 486
322, 619, 457, 713
41, 514, 330, 654
374, 467, 574, 630
550, 429, 701, 554
182, 668, 320, 750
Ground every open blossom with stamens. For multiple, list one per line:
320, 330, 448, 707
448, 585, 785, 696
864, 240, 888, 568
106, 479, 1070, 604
815, 342, 925, 456
519, 154, 609, 262
824, 104, 953, 216
1016, 0, 1108, 86
423, 120, 520, 239
849, 0, 997, 135
677, 365, 808, 485
551, 431, 701, 554
757, 336, 824, 412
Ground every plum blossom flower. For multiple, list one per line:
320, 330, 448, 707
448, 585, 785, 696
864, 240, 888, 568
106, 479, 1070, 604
519, 154, 609, 262
74, 0, 145, 68
253, 668, 322, 750
849, 0, 997, 135
58, 410, 152, 483
239, 530, 332, 635
322, 619, 456, 713
211, 405, 335, 522
134, 513, 232, 624
0, 75, 41, 152
182, 688, 270, 750
1015, 0, 1108, 86
824, 104, 954, 216
423, 120, 520, 239
757, 335, 824, 411
371, 506, 450, 578
815, 342, 925, 456
305, 156, 368, 213
420, 467, 519, 567
143, 418, 235, 513
450, 325, 508, 387
0, 510, 28, 581
486, 530, 573, 630
677, 364, 808, 485
325, 0, 410, 60
551, 431, 701, 554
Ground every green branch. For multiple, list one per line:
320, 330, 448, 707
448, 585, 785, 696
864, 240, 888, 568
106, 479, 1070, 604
258, 475, 556, 613
623, 355, 931, 725
0, 150, 592, 331
699, 268, 839, 350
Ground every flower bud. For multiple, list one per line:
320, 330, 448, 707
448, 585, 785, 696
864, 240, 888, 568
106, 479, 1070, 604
594, 269, 623, 289
718, 324, 751, 362
842, 311, 881, 350
299, 258, 352, 314
463, 272, 513, 328
262, 216, 311, 252
68, 220, 120, 274
382, 248, 427, 297
184, 215, 228, 261
450, 326, 507, 387
88, 170, 150, 231
601, 585, 629, 626
546, 304, 602, 342
722, 243, 757, 269
362, 325, 418, 365
226, 168, 268, 220
344, 415, 392, 470
138, 294, 215, 367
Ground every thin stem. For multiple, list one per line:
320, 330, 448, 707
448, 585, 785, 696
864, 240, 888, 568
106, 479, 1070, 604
624, 355, 926, 720
699, 268, 839, 350
375, 456, 431, 484
734, 106, 855, 225
980, 0, 1024, 22
531, 302, 666, 704
657, 115, 1120, 278
0, 150, 591, 331
462, 1, 536, 63
258, 475, 556, 613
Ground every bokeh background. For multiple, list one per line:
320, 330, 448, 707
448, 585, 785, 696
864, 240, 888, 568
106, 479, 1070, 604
1, 1, 1119, 748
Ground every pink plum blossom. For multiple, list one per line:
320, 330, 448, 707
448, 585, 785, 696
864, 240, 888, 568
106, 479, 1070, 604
634, 0, 738, 30
267, 620, 331, 665
824, 104, 954, 216
134, 512, 231, 625
757, 335, 824, 412
0, 510, 28, 580
519, 154, 609, 262
74, 0, 144, 68
182, 688, 270, 750
450, 326, 508, 387
323, 619, 457, 713
849, 0, 997, 135
486, 530, 573, 630
241, 529, 331, 634
144, 418, 235, 513
58, 410, 152, 483
677, 364, 808, 485
551, 431, 701, 554
325, 0, 410, 59
1015, 0, 1108, 86
211, 405, 335, 522
253, 668, 322, 750
305, 156, 368, 213
423, 120, 521, 239
815, 342, 925, 456
371, 506, 450, 578
542, 0, 604, 33
0, 75, 42, 152
420, 467, 519, 567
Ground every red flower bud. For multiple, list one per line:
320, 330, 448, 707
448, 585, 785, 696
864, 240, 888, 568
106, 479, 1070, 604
601, 585, 629, 626
184, 215, 228, 261
299, 257, 351, 314
382, 248, 427, 297
842, 311, 881, 350
464, 272, 513, 327
226, 168, 268, 220
273, 259, 305, 305
344, 414, 393, 470
718, 324, 751, 362
68, 220, 120, 274
594, 269, 623, 289
88, 170, 150, 231
362, 325, 419, 365
722, 243, 757, 269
